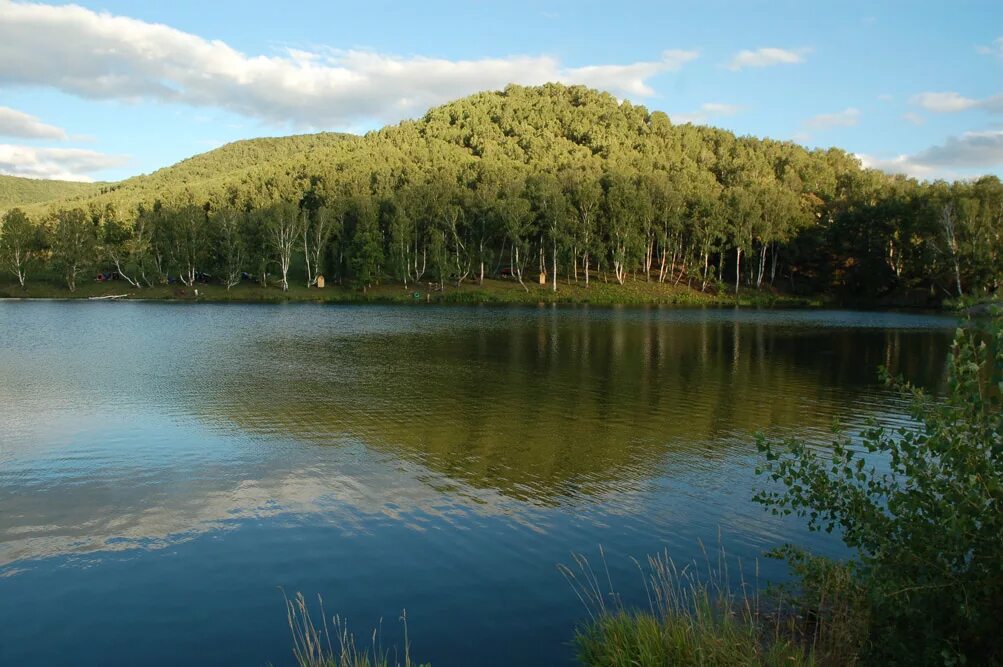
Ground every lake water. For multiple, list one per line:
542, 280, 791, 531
0, 302, 957, 666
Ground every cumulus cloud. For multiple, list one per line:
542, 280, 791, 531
0, 106, 67, 139
727, 47, 808, 70
911, 91, 1003, 114
0, 1, 697, 129
857, 130, 1003, 179
912, 130, 1003, 168
672, 102, 741, 125
0, 144, 128, 181
805, 108, 860, 130
902, 112, 925, 126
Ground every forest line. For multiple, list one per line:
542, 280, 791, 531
0, 84, 1000, 302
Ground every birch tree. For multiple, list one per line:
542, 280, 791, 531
0, 208, 39, 289
50, 208, 96, 292
264, 200, 303, 291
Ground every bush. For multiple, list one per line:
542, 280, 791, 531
755, 314, 1003, 664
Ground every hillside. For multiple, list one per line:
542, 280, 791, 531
20, 84, 866, 216
88, 132, 356, 207
0, 174, 101, 210
4, 84, 1001, 301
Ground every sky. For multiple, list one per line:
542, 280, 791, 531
0, 0, 1001, 182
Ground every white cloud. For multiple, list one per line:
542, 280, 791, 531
672, 102, 741, 125
857, 130, 1003, 179
0, 144, 128, 181
911, 91, 979, 113
857, 153, 940, 179
911, 91, 1003, 114
805, 108, 860, 130
976, 37, 1003, 58
0, 1, 698, 129
902, 112, 925, 126
0, 106, 67, 139
727, 47, 808, 70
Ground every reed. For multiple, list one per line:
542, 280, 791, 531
559, 544, 862, 667
283, 592, 428, 667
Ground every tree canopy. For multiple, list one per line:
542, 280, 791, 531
2, 84, 1000, 300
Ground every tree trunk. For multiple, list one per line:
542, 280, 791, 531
756, 243, 767, 289
303, 230, 312, 287
770, 242, 778, 285
735, 247, 742, 295
551, 237, 557, 292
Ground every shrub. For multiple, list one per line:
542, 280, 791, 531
755, 314, 1003, 664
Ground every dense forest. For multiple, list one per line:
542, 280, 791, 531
0, 174, 101, 209
1, 84, 1000, 302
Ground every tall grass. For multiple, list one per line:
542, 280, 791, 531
559, 545, 862, 667
283, 592, 428, 667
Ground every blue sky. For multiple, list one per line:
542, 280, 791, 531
0, 0, 1001, 181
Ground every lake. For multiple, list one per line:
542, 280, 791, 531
0, 302, 957, 666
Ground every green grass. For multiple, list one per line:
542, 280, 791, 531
560, 547, 863, 667
0, 276, 824, 308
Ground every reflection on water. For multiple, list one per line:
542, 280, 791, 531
0, 302, 955, 666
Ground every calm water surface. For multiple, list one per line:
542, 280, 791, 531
0, 302, 956, 665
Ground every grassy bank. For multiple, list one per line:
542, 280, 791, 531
0, 276, 826, 307
561, 548, 862, 667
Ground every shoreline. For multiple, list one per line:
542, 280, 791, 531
0, 277, 970, 311
0, 277, 848, 310
4, 278, 990, 313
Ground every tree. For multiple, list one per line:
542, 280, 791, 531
726, 186, 760, 294
300, 181, 333, 287
498, 177, 534, 291
211, 208, 244, 290
386, 198, 414, 288
602, 171, 643, 285
262, 200, 303, 291
50, 208, 97, 292
167, 203, 210, 286
755, 316, 1003, 664
527, 173, 568, 292
467, 161, 504, 285
0, 208, 41, 288
939, 200, 964, 297
563, 169, 602, 287
348, 198, 383, 289
103, 206, 154, 289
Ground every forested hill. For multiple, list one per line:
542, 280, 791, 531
3, 84, 1001, 301
79, 132, 356, 209
23, 84, 865, 215
0, 174, 101, 209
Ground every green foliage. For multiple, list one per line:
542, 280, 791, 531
347, 198, 383, 287
49, 207, 97, 291
6, 84, 1002, 299
0, 207, 43, 287
755, 315, 1003, 664
0, 174, 100, 210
